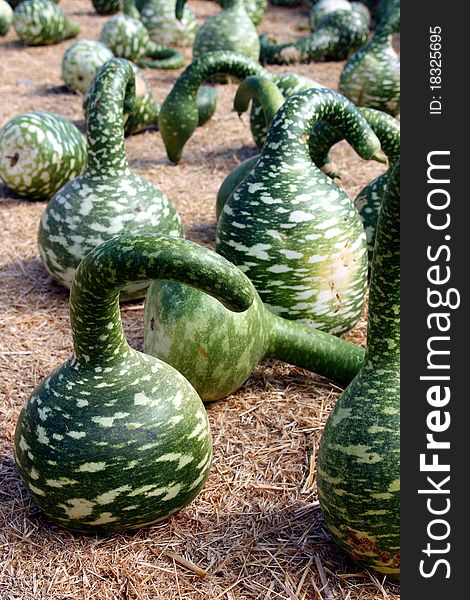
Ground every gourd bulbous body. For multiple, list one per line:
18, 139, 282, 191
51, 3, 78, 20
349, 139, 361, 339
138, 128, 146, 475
137, 0, 197, 48
61, 40, 114, 95
92, 0, 122, 14
143, 277, 365, 401
216, 88, 384, 335
190, 0, 261, 69
339, 0, 400, 115
0, 0, 13, 36
15, 233, 255, 533
13, 0, 79, 45
0, 112, 87, 201
158, 51, 269, 164
218, 0, 267, 26
38, 58, 182, 299
309, 0, 354, 30
317, 163, 400, 580
260, 8, 369, 65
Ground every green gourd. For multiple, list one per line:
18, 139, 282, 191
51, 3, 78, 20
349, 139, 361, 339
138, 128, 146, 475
158, 50, 269, 164
216, 88, 385, 335
317, 162, 400, 580
176, 0, 260, 67
309, 0, 370, 31
15, 233, 255, 533
0, 0, 13, 36
0, 112, 86, 201
339, 0, 400, 115
132, 0, 197, 48
143, 273, 365, 402
13, 0, 79, 45
217, 0, 267, 26
91, 0, 121, 14
7, 0, 59, 7
259, 6, 369, 65
99, 14, 185, 70
61, 39, 114, 95
38, 58, 183, 298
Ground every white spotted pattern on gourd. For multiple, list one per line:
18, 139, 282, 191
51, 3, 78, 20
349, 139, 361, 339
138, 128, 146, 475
13, 0, 79, 46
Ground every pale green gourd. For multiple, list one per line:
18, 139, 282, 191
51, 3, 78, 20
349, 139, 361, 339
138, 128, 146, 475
13, 0, 79, 45
61, 39, 114, 95
0, 0, 13, 36
132, 0, 197, 48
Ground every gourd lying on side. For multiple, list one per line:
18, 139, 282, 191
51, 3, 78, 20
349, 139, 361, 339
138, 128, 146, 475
38, 58, 183, 298
317, 162, 400, 581
216, 88, 385, 335
61, 39, 114, 95
0, 112, 86, 201
129, 0, 197, 48
158, 50, 269, 164
144, 271, 365, 402
13, 0, 79, 45
259, 6, 369, 65
15, 233, 255, 533
99, 13, 185, 70
339, 0, 400, 115
0, 0, 13, 36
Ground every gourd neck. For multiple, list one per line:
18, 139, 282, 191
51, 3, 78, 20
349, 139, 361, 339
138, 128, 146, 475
265, 313, 365, 386
84, 58, 134, 178
234, 76, 285, 130
70, 234, 255, 366
364, 162, 400, 366
260, 88, 385, 168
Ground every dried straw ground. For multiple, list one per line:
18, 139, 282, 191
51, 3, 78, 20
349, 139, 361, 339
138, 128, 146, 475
0, 2, 400, 598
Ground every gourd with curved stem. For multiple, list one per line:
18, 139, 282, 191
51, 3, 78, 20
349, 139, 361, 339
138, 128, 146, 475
61, 40, 114, 95
0, 112, 87, 201
14, 233, 255, 533
259, 7, 369, 65
317, 162, 400, 580
38, 58, 183, 298
158, 50, 270, 164
0, 0, 13, 36
144, 274, 365, 402
217, 0, 267, 26
13, 0, 79, 46
131, 0, 197, 48
339, 0, 400, 115
216, 88, 385, 335
99, 14, 185, 70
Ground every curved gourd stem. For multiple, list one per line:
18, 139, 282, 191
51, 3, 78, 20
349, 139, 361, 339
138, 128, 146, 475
158, 51, 270, 163
137, 41, 186, 70
233, 76, 285, 126
175, 0, 186, 20
70, 234, 254, 366
85, 58, 135, 178
259, 9, 369, 65
266, 313, 364, 385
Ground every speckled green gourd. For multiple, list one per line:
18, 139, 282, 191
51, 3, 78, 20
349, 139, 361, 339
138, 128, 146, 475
317, 162, 400, 580
99, 13, 185, 69
159, 51, 269, 164
7, 0, 59, 8
339, 0, 400, 115
13, 0, 79, 45
132, 0, 197, 48
38, 58, 183, 298
0, 0, 13, 36
260, 6, 369, 64
92, 0, 121, 14
216, 88, 385, 335
0, 112, 86, 201
177, 0, 260, 67
15, 233, 254, 533
144, 273, 365, 401
61, 39, 114, 95
309, 0, 370, 31
217, 0, 267, 27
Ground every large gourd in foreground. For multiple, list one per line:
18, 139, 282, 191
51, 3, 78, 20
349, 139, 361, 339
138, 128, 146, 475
216, 87, 385, 335
14, 234, 254, 533
38, 58, 182, 298
317, 162, 400, 580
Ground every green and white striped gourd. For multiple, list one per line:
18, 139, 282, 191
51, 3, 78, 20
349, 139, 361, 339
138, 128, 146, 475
13, 0, 79, 45
217, 0, 267, 27
99, 13, 185, 69
158, 50, 269, 164
133, 0, 197, 48
91, 0, 122, 14
38, 58, 183, 298
317, 162, 400, 580
339, 0, 400, 115
0, 0, 13, 36
0, 112, 86, 201
176, 0, 260, 66
61, 39, 114, 95
309, 0, 370, 30
144, 271, 365, 401
260, 6, 369, 64
15, 233, 255, 533
216, 88, 385, 335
